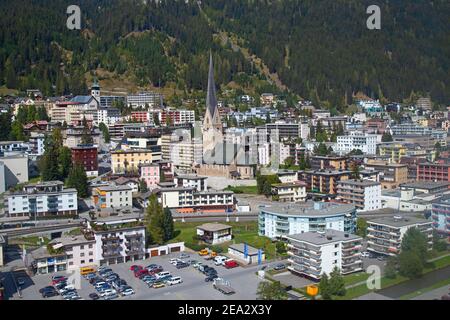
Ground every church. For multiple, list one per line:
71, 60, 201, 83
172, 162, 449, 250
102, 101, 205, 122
195, 53, 255, 180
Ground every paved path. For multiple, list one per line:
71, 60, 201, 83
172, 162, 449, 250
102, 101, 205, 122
412, 284, 450, 300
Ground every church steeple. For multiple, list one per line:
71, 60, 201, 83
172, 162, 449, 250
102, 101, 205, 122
206, 51, 218, 119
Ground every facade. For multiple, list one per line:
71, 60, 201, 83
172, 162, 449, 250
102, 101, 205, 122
364, 161, 408, 189
378, 143, 407, 163
300, 170, 350, 195
92, 225, 146, 265
337, 180, 382, 212
30, 246, 68, 275
336, 132, 377, 155
417, 163, 450, 184
431, 196, 450, 239
228, 243, 265, 265
28, 132, 45, 157
258, 202, 357, 239
139, 163, 160, 190
0, 154, 29, 189
174, 174, 207, 192
111, 149, 161, 174
271, 181, 307, 203
285, 230, 363, 280
366, 216, 433, 256
196, 223, 232, 245
97, 107, 121, 125
92, 185, 133, 210
126, 92, 163, 108
71, 144, 98, 177
5, 181, 77, 218
159, 187, 234, 214
310, 155, 347, 171
64, 127, 101, 149
52, 235, 97, 270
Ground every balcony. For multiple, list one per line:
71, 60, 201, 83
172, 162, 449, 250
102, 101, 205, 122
102, 250, 122, 258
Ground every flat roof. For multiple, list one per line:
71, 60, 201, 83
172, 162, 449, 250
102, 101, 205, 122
197, 223, 232, 232
400, 181, 449, 190
367, 215, 431, 228
229, 243, 263, 256
260, 201, 355, 218
52, 235, 94, 247
286, 229, 361, 245
96, 185, 132, 192
176, 174, 208, 180
338, 179, 381, 187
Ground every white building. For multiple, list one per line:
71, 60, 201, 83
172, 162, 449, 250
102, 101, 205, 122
337, 180, 381, 212
271, 181, 307, 203
174, 174, 207, 192
258, 143, 270, 166
336, 131, 377, 155
279, 143, 291, 165
5, 181, 77, 218
97, 107, 121, 125
366, 216, 433, 256
92, 185, 133, 210
285, 229, 363, 280
127, 92, 163, 108
196, 223, 232, 245
52, 235, 97, 270
259, 202, 357, 239
28, 132, 45, 157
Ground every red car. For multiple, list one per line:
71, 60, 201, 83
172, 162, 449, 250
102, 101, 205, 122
134, 269, 148, 278
224, 260, 238, 269
51, 275, 67, 285
130, 265, 143, 272
148, 268, 163, 275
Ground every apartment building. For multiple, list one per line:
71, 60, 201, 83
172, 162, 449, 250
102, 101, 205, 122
336, 131, 377, 155
158, 187, 234, 214
0, 154, 29, 190
64, 127, 101, 149
271, 181, 307, 203
161, 133, 203, 173
366, 216, 433, 256
92, 185, 133, 210
300, 169, 350, 195
310, 155, 347, 171
364, 161, 408, 189
111, 149, 161, 174
5, 181, 77, 218
154, 109, 195, 125
126, 92, 163, 108
174, 174, 208, 192
378, 143, 407, 163
337, 179, 381, 212
258, 202, 357, 239
139, 163, 160, 190
196, 223, 233, 245
96, 107, 121, 125
431, 195, 450, 240
28, 132, 45, 157
417, 162, 450, 184
71, 144, 98, 177
52, 235, 97, 270
285, 230, 363, 280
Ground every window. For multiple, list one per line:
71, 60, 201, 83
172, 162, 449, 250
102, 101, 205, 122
80, 253, 85, 257
81, 260, 85, 264
80, 245, 84, 250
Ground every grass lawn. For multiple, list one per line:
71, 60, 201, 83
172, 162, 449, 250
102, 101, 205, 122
169, 221, 277, 259
335, 254, 450, 300
399, 277, 450, 300
11, 235, 50, 248
224, 185, 258, 194
343, 272, 370, 286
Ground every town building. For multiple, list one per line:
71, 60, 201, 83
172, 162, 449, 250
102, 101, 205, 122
0, 154, 29, 191
71, 144, 98, 177
196, 223, 232, 245
92, 185, 133, 210
139, 163, 160, 190
337, 180, 381, 212
51, 235, 97, 270
431, 196, 450, 240
364, 160, 408, 189
111, 149, 161, 174
158, 187, 234, 214
310, 155, 347, 171
5, 181, 77, 218
258, 202, 357, 239
336, 131, 377, 155
366, 216, 433, 256
417, 162, 450, 184
126, 92, 163, 108
285, 230, 363, 280
228, 243, 265, 265
300, 169, 350, 195
29, 246, 68, 275
174, 174, 208, 192
271, 181, 307, 203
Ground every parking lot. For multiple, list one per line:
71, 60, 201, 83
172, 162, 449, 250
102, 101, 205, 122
15, 253, 263, 300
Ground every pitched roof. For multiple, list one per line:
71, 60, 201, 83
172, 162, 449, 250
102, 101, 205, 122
206, 51, 218, 119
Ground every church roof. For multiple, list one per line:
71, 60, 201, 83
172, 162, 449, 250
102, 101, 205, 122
206, 52, 218, 119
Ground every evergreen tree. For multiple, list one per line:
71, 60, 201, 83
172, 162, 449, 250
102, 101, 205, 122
58, 146, 73, 180
328, 267, 346, 296
319, 273, 332, 300
65, 163, 89, 198
162, 207, 174, 241
146, 194, 165, 245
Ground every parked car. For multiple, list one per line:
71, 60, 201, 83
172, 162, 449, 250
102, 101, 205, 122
130, 265, 142, 272
193, 262, 203, 269
224, 260, 238, 269
273, 263, 286, 271
152, 281, 166, 289
361, 251, 370, 258
176, 262, 189, 269
169, 258, 181, 265
89, 293, 100, 300
39, 286, 55, 293
121, 287, 135, 296
100, 289, 117, 297
42, 288, 58, 298
134, 269, 148, 278
155, 271, 171, 280
148, 267, 163, 275
51, 275, 67, 285
166, 276, 183, 286
205, 274, 219, 282
214, 256, 228, 266
146, 264, 161, 270
179, 253, 190, 259
103, 293, 118, 300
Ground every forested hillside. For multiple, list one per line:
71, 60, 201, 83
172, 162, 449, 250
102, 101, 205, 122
0, 0, 448, 108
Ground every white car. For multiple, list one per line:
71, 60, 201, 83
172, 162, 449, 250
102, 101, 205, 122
166, 276, 183, 286
169, 258, 180, 265
100, 289, 117, 297
121, 288, 135, 296
361, 251, 370, 258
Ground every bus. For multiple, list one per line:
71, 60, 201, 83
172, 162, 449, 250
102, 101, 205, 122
80, 266, 96, 275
